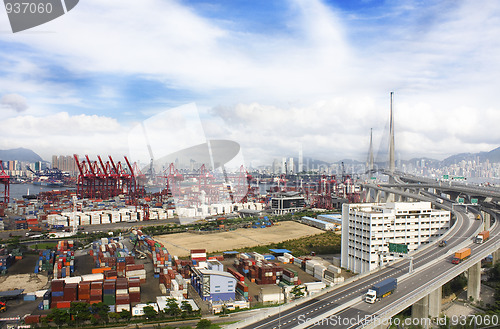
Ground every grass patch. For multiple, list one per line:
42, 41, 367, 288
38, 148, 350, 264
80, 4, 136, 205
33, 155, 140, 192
29, 242, 57, 250
235, 231, 341, 256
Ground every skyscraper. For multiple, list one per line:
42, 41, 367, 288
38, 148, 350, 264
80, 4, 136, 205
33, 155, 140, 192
298, 146, 303, 173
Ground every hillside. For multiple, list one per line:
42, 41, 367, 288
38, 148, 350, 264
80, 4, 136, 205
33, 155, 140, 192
0, 148, 43, 162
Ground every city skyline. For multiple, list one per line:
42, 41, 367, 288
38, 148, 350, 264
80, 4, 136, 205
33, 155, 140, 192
1, 1, 500, 165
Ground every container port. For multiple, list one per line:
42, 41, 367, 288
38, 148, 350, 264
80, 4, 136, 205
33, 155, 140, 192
0, 155, 357, 327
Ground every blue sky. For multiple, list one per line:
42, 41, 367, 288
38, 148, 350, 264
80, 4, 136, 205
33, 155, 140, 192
0, 0, 499, 168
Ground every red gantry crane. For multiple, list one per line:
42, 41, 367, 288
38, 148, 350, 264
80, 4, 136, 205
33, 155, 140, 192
74, 155, 141, 201
0, 160, 10, 206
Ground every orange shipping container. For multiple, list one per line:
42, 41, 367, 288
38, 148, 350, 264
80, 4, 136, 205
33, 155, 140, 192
92, 267, 111, 274
454, 247, 471, 260
56, 301, 71, 309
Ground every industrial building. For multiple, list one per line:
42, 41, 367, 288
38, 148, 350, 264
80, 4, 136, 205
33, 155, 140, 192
301, 216, 336, 231
270, 192, 305, 215
317, 214, 342, 225
191, 267, 237, 302
341, 202, 450, 274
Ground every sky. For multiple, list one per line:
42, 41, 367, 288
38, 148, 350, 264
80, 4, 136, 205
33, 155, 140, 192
1, 0, 500, 168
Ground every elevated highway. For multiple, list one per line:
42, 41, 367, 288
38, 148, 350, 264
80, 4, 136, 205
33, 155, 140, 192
232, 179, 499, 329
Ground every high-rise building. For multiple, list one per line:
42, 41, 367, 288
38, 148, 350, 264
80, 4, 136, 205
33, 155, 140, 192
51, 155, 78, 175
281, 157, 286, 174
298, 146, 303, 173
272, 159, 279, 175
288, 157, 294, 174
341, 202, 450, 274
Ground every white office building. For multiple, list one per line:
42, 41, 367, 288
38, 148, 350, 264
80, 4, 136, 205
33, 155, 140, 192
341, 202, 450, 274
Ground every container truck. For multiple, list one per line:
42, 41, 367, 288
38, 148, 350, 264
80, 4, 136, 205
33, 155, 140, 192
475, 231, 489, 244
451, 247, 471, 264
365, 278, 397, 303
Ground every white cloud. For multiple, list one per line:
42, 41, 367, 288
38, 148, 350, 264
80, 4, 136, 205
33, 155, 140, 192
0, 112, 127, 160
0, 0, 499, 164
1, 93, 28, 112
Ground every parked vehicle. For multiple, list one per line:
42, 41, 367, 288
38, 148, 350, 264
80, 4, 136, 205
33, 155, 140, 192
474, 231, 489, 244
451, 247, 471, 264
365, 278, 397, 303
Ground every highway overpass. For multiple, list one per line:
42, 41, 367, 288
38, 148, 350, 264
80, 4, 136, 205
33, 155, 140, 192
229, 179, 500, 329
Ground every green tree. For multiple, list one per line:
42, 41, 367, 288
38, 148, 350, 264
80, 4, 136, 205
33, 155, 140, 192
164, 298, 181, 317
91, 302, 110, 324
109, 312, 121, 323
488, 262, 500, 282
90, 315, 99, 325
48, 308, 70, 328
196, 319, 213, 329
69, 301, 91, 326
291, 285, 305, 299
120, 309, 132, 322
180, 300, 193, 316
143, 305, 158, 320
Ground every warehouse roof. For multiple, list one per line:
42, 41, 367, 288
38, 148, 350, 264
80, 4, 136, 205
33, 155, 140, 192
198, 269, 236, 280
269, 249, 291, 254
0, 289, 24, 298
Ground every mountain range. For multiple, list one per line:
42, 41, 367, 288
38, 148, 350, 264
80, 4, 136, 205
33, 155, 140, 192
0, 148, 43, 163
292, 146, 500, 169
1, 145, 499, 168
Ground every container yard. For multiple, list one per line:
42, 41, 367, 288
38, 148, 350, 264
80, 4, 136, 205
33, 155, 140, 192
0, 215, 352, 327
0, 155, 355, 326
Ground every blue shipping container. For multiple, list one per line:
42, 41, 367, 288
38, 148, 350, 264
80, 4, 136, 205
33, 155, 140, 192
24, 294, 36, 301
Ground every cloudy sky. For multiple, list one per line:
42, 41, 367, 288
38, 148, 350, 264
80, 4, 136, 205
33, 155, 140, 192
1, 0, 499, 167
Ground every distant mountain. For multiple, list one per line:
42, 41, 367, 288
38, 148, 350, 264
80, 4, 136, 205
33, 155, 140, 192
406, 157, 441, 167
0, 148, 43, 162
442, 146, 500, 166
336, 159, 364, 165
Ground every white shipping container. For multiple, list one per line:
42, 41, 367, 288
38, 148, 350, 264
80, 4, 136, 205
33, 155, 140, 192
304, 281, 326, 292
327, 265, 341, 274
81, 273, 104, 282
314, 272, 324, 280
334, 277, 345, 284
129, 287, 140, 293
116, 304, 131, 312
63, 276, 82, 284
169, 290, 184, 300
314, 264, 326, 272
127, 269, 147, 277
277, 256, 288, 263
305, 260, 319, 269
